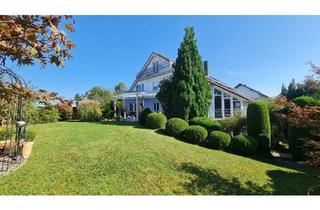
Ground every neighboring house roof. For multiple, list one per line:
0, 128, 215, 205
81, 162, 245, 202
207, 77, 251, 101
234, 83, 269, 98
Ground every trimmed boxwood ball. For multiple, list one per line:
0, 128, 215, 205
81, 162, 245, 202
230, 135, 258, 156
207, 131, 231, 150
139, 108, 152, 125
182, 125, 208, 144
145, 112, 167, 129
246, 101, 271, 151
190, 117, 221, 133
165, 118, 189, 137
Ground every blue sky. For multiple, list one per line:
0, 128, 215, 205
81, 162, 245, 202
11, 16, 320, 99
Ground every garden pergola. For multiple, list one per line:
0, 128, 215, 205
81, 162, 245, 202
114, 92, 157, 121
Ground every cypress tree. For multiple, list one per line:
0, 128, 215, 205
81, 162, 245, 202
157, 26, 211, 120
280, 83, 287, 96
287, 79, 297, 100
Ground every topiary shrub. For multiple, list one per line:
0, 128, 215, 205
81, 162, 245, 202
207, 131, 231, 150
145, 112, 167, 129
247, 101, 271, 151
190, 117, 221, 133
230, 135, 258, 156
165, 118, 189, 137
293, 96, 320, 107
182, 125, 208, 144
139, 108, 152, 125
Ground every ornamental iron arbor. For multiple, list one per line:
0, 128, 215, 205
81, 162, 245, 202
0, 65, 27, 172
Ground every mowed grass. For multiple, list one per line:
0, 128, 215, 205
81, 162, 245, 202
0, 122, 319, 195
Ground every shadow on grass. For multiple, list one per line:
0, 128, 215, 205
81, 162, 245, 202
179, 162, 270, 195
179, 162, 320, 195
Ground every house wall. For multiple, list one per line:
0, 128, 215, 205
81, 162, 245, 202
135, 73, 172, 92
235, 85, 268, 100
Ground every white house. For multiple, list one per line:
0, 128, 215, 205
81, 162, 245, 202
235, 83, 269, 100
115, 52, 256, 120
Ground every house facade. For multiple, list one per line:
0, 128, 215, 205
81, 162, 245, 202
115, 52, 253, 120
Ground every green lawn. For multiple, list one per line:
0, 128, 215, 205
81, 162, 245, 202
0, 121, 319, 195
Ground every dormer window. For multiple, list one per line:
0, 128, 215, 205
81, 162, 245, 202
153, 61, 159, 73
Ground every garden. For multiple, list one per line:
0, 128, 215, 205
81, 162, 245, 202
0, 17, 319, 195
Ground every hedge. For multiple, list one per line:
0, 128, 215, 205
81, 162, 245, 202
182, 125, 208, 144
145, 112, 167, 129
165, 118, 189, 137
190, 117, 221, 133
230, 135, 258, 156
247, 101, 271, 150
207, 131, 231, 150
139, 108, 152, 125
293, 96, 320, 107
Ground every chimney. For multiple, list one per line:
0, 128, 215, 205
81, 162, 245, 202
204, 60, 209, 75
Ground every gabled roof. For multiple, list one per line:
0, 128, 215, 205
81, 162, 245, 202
235, 83, 269, 98
135, 52, 175, 79
208, 77, 251, 100
129, 52, 175, 91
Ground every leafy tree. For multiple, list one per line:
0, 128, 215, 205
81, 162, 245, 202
114, 82, 128, 95
157, 26, 211, 120
303, 76, 320, 99
55, 100, 73, 121
0, 15, 75, 67
0, 15, 75, 102
84, 87, 113, 117
74, 93, 83, 102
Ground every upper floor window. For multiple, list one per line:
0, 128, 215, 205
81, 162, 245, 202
136, 84, 144, 92
153, 61, 159, 73
152, 82, 158, 91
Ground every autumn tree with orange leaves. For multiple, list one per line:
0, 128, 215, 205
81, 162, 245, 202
0, 15, 75, 102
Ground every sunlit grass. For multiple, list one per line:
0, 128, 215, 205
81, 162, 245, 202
0, 121, 318, 195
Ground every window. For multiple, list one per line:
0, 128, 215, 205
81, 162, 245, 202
129, 103, 134, 112
153, 61, 159, 73
153, 103, 160, 112
152, 82, 159, 91
136, 84, 144, 92
214, 89, 222, 118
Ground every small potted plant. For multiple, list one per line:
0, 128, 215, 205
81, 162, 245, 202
20, 130, 36, 157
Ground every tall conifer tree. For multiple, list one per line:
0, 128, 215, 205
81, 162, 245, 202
157, 26, 211, 120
